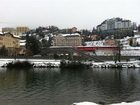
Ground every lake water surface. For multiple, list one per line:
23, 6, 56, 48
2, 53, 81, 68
0, 68, 140, 105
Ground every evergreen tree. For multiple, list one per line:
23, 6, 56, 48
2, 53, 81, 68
91, 27, 97, 34
81, 29, 91, 35
138, 25, 140, 32
26, 36, 41, 55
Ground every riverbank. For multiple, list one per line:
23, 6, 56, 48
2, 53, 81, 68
0, 58, 61, 68
1, 58, 140, 68
91, 60, 140, 68
72, 101, 140, 105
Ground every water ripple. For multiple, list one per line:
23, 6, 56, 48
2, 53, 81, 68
0, 68, 140, 105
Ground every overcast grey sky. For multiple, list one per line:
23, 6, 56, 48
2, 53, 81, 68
0, 0, 140, 29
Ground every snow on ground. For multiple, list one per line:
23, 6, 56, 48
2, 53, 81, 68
0, 59, 61, 67
111, 101, 140, 105
72, 102, 98, 105
72, 101, 140, 105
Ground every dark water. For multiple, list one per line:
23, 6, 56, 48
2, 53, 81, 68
0, 68, 140, 105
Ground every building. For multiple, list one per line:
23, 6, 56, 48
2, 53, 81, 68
0, 33, 20, 56
2, 26, 30, 36
0, 33, 20, 48
53, 33, 82, 46
97, 18, 134, 31
104, 39, 118, 46
2, 27, 17, 35
77, 40, 118, 56
16, 26, 30, 34
71, 27, 77, 33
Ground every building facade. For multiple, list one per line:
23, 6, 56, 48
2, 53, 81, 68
2, 26, 30, 36
77, 40, 118, 56
0, 33, 20, 56
0, 33, 20, 48
97, 18, 134, 31
2, 27, 17, 35
53, 33, 82, 46
71, 27, 77, 33
16, 26, 30, 34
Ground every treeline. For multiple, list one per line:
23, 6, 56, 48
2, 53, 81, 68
97, 29, 134, 39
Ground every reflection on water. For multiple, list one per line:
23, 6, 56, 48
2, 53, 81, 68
0, 68, 140, 105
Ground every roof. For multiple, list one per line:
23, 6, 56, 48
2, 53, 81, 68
0, 32, 21, 39
61, 33, 80, 37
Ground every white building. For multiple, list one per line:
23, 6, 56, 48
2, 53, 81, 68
120, 34, 140, 56
97, 18, 133, 31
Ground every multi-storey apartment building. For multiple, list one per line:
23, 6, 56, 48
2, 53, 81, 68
2, 26, 30, 36
16, 26, 30, 34
97, 18, 133, 31
53, 33, 82, 46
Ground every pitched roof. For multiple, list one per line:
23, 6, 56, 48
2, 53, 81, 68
0, 32, 20, 39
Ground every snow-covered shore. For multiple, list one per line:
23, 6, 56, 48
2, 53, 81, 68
1, 58, 140, 68
72, 101, 140, 105
0, 58, 61, 68
90, 60, 140, 68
